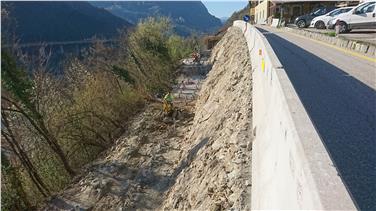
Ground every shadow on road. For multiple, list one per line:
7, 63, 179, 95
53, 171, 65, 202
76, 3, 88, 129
257, 27, 376, 210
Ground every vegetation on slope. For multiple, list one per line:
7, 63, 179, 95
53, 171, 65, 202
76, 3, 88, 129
90, 1, 222, 36
1, 16, 195, 210
223, 4, 250, 29
2, 1, 132, 43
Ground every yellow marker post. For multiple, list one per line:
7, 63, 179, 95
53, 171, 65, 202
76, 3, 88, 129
261, 58, 265, 72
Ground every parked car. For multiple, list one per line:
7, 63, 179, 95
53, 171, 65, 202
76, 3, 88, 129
327, 8, 354, 29
294, 6, 338, 28
310, 7, 354, 29
330, 1, 376, 33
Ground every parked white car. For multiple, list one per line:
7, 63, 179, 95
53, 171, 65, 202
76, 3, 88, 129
310, 7, 353, 29
330, 1, 376, 33
327, 9, 353, 29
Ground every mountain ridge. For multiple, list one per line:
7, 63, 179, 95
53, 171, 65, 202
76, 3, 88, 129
2, 1, 132, 43
90, 1, 222, 36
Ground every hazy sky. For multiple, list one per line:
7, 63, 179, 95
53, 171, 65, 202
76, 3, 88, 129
202, 1, 249, 18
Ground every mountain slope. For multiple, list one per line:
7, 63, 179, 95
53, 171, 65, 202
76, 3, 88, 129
2, 1, 132, 43
223, 4, 250, 29
90, 1, 222, 36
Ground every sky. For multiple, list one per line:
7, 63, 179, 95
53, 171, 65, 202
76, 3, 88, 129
202, 1, 249, 18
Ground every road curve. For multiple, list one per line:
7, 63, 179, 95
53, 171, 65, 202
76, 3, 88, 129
257, 26, 376, 211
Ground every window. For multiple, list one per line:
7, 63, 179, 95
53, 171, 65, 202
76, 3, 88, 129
365, 4, 375, 13
355, 2, 375, 14
343, 8, 352, 13
312, 8, 324, 16
312, 8, 326, 16
328, 9, 341, 17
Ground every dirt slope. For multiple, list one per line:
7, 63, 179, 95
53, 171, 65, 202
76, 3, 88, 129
43, 26, 252, 211
162, 26, 252, 210
43, 104, 196, 211
43, 58, 206, 210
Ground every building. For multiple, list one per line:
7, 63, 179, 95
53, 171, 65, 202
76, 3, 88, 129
252, 0, 360, 25
249, 1, 258, 24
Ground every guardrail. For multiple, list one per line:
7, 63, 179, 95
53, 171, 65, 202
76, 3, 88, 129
232, 20, 356, 210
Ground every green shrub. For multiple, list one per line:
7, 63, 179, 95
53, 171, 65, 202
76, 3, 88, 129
1, 15, 198, 209
327, 31, 336, 37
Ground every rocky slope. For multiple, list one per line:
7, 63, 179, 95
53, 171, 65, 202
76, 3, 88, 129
162, 27, 252, 210
42, 26, 252, 210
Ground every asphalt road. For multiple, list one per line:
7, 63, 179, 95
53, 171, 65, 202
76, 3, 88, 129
257, 26, 376, 211
294, 27, 376, 45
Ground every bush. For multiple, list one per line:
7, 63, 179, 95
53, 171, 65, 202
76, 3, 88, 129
327, 31, 336, 37
122, 17, 194, 94
167, 35, 193, 62
1, 16, 196, 209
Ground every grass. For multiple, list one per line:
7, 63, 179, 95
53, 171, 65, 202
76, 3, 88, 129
326, 31, 336, 37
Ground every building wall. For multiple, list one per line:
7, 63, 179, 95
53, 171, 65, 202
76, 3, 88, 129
280, 2, 336, 23
249, 0, 258, 24
254, 1, 349, 24
255, 0, 269, 24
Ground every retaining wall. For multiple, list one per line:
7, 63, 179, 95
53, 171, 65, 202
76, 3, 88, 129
232, 20, 357, 210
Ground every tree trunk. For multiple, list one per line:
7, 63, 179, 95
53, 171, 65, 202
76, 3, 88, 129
2, 97, 76, 176
38, 121, 76, 177
1, 111, 50, 197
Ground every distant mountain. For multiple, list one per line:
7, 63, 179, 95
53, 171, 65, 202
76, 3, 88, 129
223, 4, 250, 29
220, 17, 229, 24
2, 1, 132, 43
90, 1, 222, 36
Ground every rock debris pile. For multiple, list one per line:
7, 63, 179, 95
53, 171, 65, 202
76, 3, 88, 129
162, 26, 252, 211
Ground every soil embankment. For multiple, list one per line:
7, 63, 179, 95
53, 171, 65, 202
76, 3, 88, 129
43, 26, 252, 211
162, 26, 252, 210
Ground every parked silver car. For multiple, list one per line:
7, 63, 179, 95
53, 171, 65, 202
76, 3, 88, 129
310, 7, 353, 29
328, 1, 376, 32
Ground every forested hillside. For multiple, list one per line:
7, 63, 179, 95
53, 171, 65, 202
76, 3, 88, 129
223, 4, 250, 29
90, 1, 222, 36
2, 1, 132, 43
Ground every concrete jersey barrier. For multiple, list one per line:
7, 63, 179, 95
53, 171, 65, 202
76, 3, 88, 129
232, 20, 357, 210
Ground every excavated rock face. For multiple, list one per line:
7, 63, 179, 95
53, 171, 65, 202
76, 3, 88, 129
162, 26, 252, 210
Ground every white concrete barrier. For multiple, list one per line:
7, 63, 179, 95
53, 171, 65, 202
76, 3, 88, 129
233, 20, 356, 210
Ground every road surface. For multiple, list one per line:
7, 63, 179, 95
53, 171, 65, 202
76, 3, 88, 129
296, 27, 376, 45
257, 26, 376, 211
